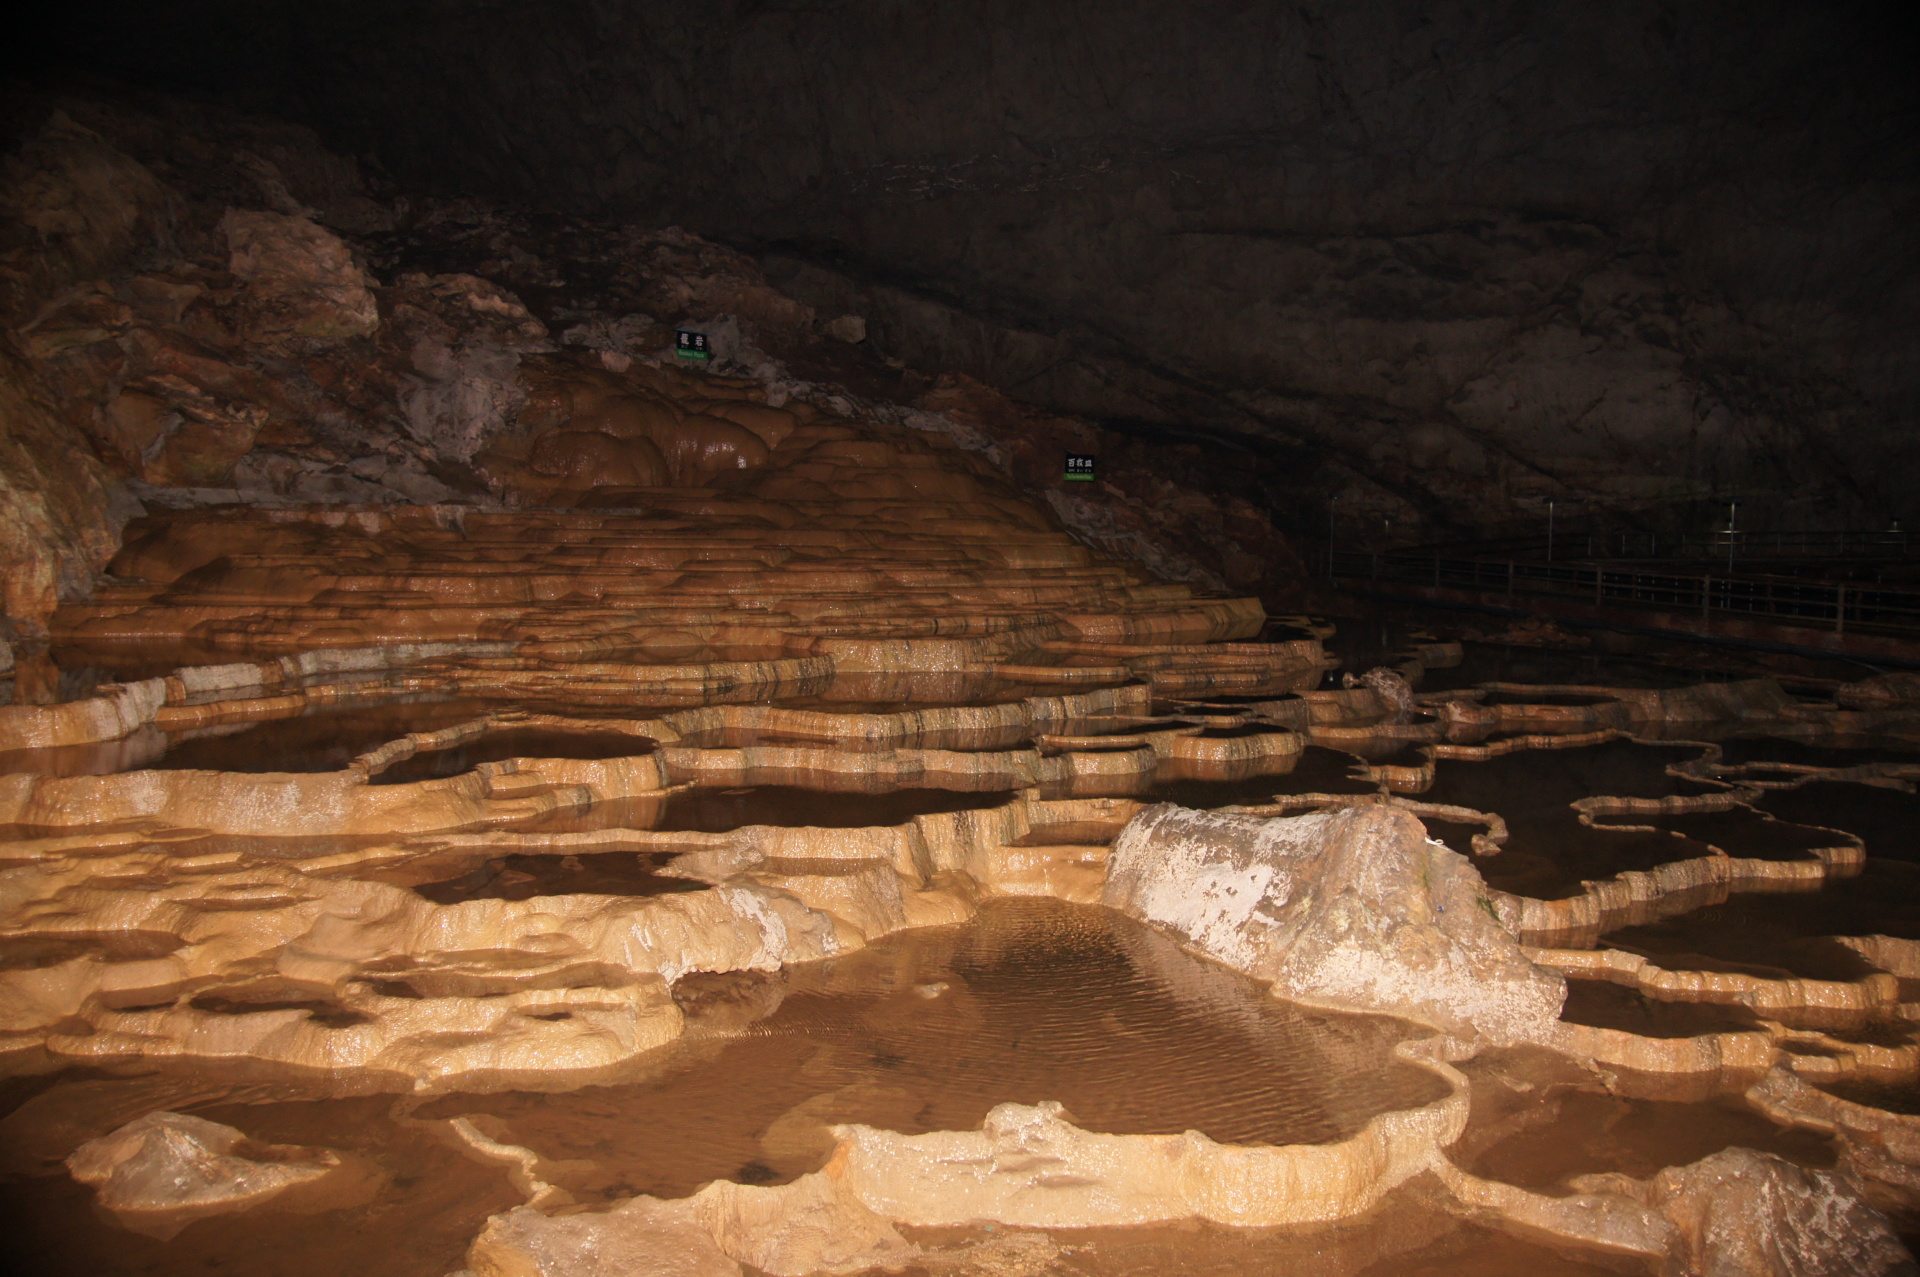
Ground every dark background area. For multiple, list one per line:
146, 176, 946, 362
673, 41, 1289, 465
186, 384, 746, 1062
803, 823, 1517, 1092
10, 0, 1920, 547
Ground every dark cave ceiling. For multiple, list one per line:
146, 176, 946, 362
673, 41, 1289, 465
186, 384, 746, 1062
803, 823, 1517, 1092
12, 0, 1920, 537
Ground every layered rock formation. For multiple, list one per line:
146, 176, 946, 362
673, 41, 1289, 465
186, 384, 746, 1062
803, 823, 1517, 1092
5, 596, 1919, 1272
0, 91, 1312, 653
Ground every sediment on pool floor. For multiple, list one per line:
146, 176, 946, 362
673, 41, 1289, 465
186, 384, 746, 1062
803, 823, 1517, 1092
6, 631, 1920, 1274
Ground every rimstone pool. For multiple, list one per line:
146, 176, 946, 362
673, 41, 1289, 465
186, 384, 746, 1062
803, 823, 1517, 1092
0, 485, 1916, 1276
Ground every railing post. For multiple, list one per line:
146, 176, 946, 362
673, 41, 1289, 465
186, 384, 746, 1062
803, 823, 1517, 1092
1702, 575, 1711, 620
1594, 566, 1603, 605
1433, 554, 1440, 587
1836, 584, 1847, 636
1507, 559, 1515, 598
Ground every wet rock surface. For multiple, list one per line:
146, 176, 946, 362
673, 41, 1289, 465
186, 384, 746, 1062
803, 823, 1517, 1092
65, 1109, 380, 1240
2, 52, 1920, 1277
4, 612, 1918, 1274
1105, 802, 1565, 1048
1597, 1146, 1917, 1277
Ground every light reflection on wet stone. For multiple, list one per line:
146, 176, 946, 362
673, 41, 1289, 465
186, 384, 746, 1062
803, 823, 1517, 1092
4, 590, 1920, 1272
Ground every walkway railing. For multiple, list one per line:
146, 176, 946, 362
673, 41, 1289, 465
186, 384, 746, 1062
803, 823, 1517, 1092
1405, 529, 1913, 564
1671, 529, 1912, 560
1330, 551, 1920, 639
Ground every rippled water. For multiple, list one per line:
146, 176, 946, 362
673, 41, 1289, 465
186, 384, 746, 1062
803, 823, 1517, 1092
417, 899, 1452, 1202
0, 900, 1469, 1277
9, 631, 1920, 1273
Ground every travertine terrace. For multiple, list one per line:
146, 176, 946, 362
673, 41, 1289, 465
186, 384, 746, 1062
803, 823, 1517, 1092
4, 385, 1920, 1272
3, 81, 1919, 1277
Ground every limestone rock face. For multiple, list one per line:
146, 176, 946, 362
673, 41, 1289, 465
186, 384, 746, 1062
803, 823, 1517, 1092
913, 371, 1308, 596
0, 112, 159, 636
0, 343, 135, 637
0, 111, 171, 325
0, 89, 1320, 635
1104, 803, 1565, 1046
65, 1109, 380, 1240
220, 209, 379, 346
1643, 1148, 1914, 1277
65, 2, 1914, 537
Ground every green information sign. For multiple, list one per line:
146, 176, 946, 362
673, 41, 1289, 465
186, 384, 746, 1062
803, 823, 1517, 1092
1064, 453, 1096, 482
675, 328, 711, 361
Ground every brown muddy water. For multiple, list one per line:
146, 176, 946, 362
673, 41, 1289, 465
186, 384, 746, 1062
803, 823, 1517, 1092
1422, 740, 1730, 898
0, 891, 1888, 1276
0, 900, 1596, 1277
6, 647, 1920, 1273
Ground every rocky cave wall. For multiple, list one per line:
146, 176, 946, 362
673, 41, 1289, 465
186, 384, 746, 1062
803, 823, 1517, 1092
18, 0, 1920, 546
0, 86, 1314, 644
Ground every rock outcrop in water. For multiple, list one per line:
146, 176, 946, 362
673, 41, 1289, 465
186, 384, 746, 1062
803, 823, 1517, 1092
66, 1109, 379, 1239
1105, 802, 1565, 1048
1611, 1147, 1914, 1277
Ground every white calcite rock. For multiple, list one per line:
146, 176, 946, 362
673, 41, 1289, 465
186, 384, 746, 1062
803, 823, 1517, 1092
468, 1164, 912, 1277
832, 1096, 1466, 1229
469, 1197, 742, 1277
66, 1109, 380, 1239
1104, 803, 1565, 1047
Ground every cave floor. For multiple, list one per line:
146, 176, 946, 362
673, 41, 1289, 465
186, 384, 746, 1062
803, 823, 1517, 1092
2, 480, 1918, 1274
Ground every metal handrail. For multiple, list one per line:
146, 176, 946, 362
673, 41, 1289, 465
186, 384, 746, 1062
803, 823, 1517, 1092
1669, 529, 1911, 559
1332, 551, 1920, 638
1391, 529, 1912, 563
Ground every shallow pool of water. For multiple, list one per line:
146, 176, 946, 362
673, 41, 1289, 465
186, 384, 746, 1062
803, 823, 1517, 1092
0, 900, 1466, 1277
419, 900, 1452, 1199
1422, 740, 1732, 898
370, 728, 656, 783
657, 785, 1018, 831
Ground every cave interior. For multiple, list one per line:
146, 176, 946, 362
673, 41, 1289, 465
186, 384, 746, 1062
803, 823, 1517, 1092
1, 5, 1919, 1276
